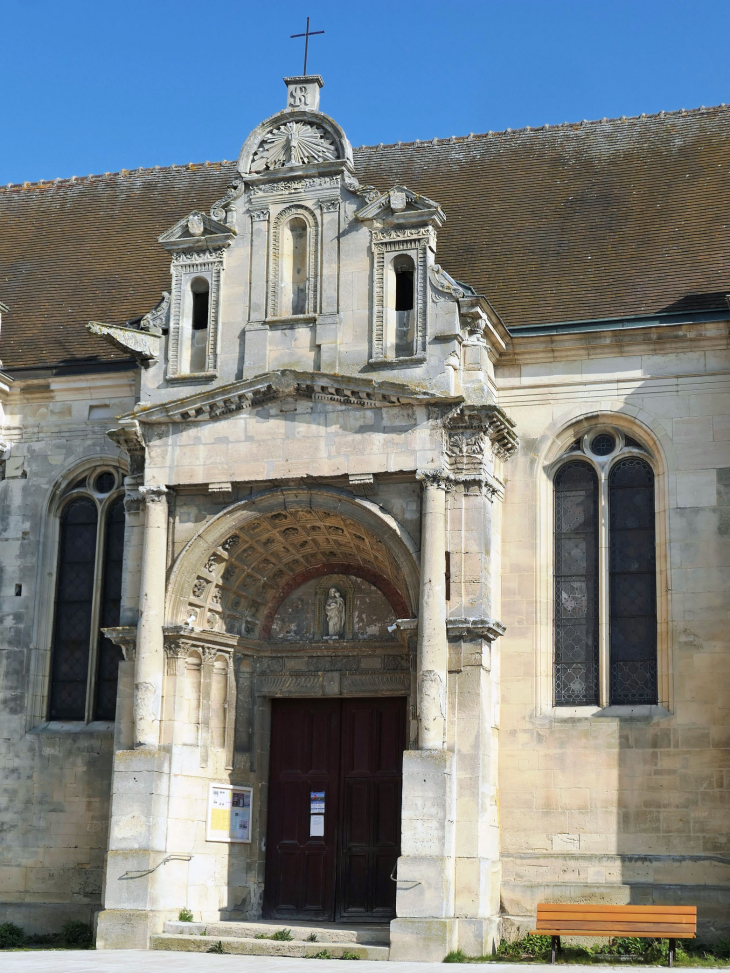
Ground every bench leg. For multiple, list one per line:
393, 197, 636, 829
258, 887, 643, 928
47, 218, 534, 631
668, 939, 676, 968
551, 936, 560, 964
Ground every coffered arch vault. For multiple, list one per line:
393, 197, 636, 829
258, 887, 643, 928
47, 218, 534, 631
166, 487, 419, 639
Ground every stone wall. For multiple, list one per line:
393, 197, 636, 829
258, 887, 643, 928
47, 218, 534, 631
0, 370, 136, 933
497, 333, 730, 939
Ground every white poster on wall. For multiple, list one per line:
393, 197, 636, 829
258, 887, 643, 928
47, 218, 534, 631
206, 783, 253, 843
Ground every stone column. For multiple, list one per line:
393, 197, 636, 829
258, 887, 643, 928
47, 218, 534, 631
391, 471, 457, 962
134, 485, 168, 748
417, 472, 449, 750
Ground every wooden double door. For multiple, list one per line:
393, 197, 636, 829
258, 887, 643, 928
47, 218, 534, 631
263, 697, 406, 923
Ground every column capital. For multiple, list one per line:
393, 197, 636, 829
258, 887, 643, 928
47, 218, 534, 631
416, 468, 451, 491
139, 484, 169, 504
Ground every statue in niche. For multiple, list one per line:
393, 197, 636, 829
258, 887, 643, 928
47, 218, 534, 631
324, 587, 346, 638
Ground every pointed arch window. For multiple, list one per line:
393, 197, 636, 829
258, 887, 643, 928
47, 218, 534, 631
553, 432, 657, 707
48, 469, 126, 722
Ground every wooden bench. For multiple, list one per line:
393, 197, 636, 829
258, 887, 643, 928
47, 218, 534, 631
532, 903, 697, 966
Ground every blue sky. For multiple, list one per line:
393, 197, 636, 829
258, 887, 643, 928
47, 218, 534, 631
2, 0, 729, 185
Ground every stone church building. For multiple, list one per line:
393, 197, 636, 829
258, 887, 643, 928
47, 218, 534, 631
0, 76, 728, 959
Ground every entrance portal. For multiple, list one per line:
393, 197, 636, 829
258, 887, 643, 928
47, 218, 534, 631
263, 697, 407, 922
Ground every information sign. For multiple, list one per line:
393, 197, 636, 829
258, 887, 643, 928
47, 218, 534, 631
206, 783, 252, 843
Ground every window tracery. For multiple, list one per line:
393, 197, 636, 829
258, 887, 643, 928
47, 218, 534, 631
553, 429, 657, 707
48, 467, 125, 721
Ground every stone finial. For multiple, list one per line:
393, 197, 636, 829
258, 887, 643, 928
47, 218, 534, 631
284, 75, 324, 112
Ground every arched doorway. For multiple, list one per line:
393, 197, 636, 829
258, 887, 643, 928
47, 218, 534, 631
164, 488, 418, 923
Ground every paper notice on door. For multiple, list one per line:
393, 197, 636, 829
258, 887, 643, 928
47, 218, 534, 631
310, 790, 325, 813
310, 813, 325, 837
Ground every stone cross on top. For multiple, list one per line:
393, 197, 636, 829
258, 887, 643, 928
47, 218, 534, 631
285, 18, 325, 112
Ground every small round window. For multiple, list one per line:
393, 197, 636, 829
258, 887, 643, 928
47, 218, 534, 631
590, 433, 616, 456
94, 471, 116, 494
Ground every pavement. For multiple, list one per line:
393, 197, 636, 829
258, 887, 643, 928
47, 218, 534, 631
0, 954, 718, 973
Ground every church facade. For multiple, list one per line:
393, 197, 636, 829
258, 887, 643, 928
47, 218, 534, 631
0, 77, 728, 959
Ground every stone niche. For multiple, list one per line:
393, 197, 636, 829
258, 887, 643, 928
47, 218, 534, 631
269, 573, 396, 642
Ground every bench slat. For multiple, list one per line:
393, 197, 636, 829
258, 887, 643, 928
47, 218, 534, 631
532, 930, 696, 939
534, 926, 696, 936
533, 902, 696, 943
536, 904, 696, 915
536, 914, 696, 925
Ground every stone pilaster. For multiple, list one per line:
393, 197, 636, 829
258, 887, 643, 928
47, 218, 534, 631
415, 471, 449, 750
134, 485, 168, 748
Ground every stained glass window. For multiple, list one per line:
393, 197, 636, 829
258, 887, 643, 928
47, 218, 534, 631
554, 462, 599, 704
609, 458, 657, 704
49, 499, 98, 720
94, 498, 125, 720
48, 481, 125, 722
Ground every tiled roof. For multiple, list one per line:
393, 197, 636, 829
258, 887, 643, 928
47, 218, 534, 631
2, 106, 729, 370
0, 163, 235, 371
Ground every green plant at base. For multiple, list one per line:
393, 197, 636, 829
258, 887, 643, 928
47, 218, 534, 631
444, 950, 468, 963
207, 940, 225, 954
270, 928, 294, 941
310, 949, 333, 959
0, 923, 25, 949
497, 934, 552, 959
307, 933, 318, 942
178, 908, 194, 922
340, 949, 361, 960
59, 921, 92, 948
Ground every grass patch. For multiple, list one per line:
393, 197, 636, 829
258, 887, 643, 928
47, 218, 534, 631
340, 950, 361, 960
310, 949, 333, 959
178, 908, 194, 922
444, 935, 730, 965
207, 940, 226, 954
255, 928, 294, 941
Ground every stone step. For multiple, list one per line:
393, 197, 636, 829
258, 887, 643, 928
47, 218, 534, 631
163, 920, 390, 945
151, 933, 390, 960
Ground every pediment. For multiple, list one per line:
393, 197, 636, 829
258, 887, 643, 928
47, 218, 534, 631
159, 210, 235, 253
120, 369, 462, 425
356, 185, 445, 228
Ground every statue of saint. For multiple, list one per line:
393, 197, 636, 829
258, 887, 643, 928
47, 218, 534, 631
325, 587, 346, 638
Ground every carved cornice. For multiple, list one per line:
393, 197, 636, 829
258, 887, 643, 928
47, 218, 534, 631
117, 369, 463, 426
87, 322, 161, 362
356, 185, 445, 231
102, 625, 138, 661
444, 404, 519, 459
446, 617, 506, 642
159, 211, 236, 254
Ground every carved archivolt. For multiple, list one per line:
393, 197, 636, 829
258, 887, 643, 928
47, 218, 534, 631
174, 496, 416, 641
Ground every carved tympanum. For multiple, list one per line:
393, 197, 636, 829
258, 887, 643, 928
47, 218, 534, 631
250, 122, 337, 172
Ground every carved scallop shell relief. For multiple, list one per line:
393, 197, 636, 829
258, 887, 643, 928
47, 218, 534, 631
250, 122, 337, 172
